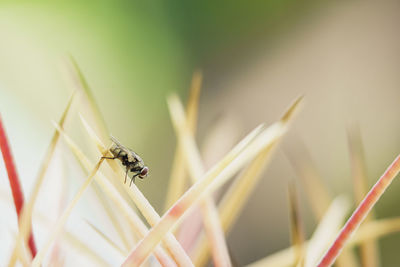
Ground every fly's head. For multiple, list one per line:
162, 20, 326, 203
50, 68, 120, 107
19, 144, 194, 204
139, 166, 149, 179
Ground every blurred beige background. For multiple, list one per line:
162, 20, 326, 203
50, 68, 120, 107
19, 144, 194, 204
0, 0, 400, 265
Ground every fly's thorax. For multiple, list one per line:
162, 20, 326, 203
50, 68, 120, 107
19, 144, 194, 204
133, 153, 144, 164
127, 152, 136, 163
130, 160, 144, 171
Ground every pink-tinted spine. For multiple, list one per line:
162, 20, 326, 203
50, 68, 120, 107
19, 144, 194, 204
0, 115, 37, 257
318, 154, 400, 266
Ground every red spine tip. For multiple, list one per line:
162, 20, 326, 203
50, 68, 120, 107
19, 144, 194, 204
0, 115, 37, 257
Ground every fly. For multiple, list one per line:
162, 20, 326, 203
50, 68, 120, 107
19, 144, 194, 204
102, 136, 149, 186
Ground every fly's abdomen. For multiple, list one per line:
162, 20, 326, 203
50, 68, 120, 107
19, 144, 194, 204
110, 147, 127, 158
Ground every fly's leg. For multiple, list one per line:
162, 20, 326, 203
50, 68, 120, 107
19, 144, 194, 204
124, 168, 129, 184
101, 156, 116, 160
130, 173, 140, 186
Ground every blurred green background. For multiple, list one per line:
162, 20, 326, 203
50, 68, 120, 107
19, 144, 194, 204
1, 0, 400, 266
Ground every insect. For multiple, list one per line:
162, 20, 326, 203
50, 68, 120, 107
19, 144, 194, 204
102, 136, 148, 186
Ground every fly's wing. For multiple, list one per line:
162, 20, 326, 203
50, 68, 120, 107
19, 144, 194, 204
110, 136, 134, 151
110, 135, 124, 148
109, 136, 126, 157
110, 136, 141, 163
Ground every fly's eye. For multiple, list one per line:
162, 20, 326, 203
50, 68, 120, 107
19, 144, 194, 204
139, 167, 149, 178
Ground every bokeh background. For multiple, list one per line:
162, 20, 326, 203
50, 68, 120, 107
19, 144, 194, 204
1, 0, 400, 266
